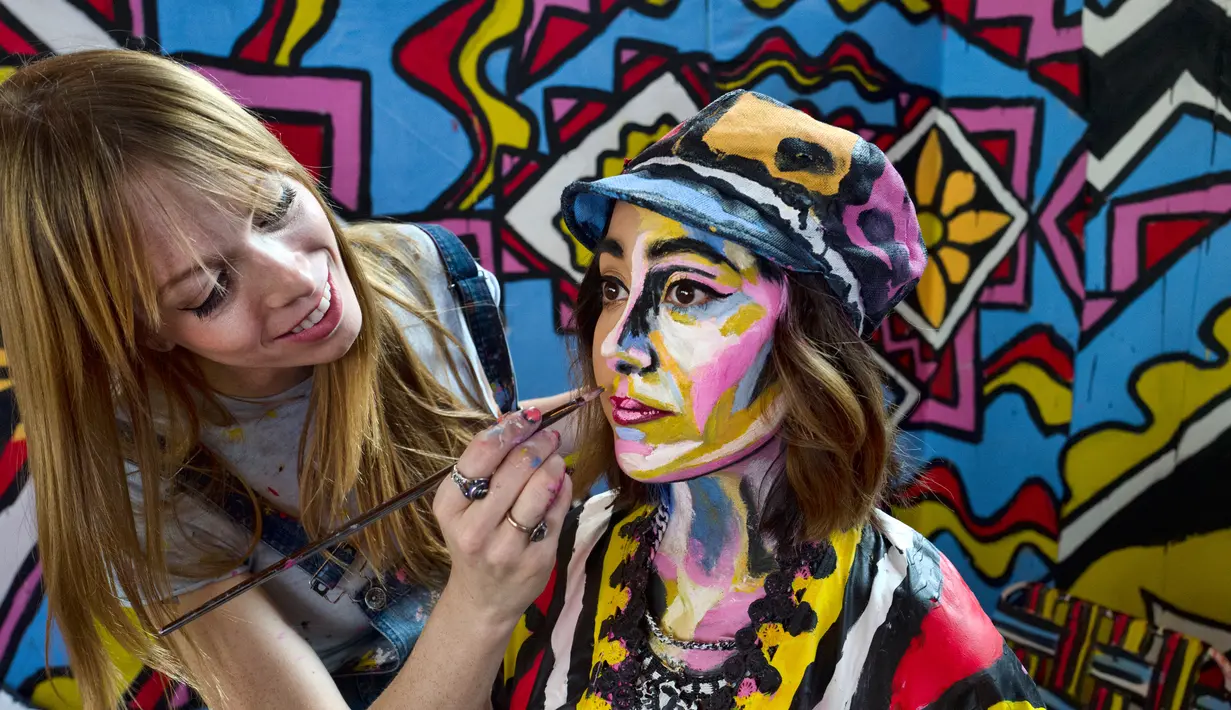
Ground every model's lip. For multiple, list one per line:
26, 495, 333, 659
275, 272, 341, 341
609, 395, 672, 425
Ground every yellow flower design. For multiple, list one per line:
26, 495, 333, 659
913, 128, 1011, 328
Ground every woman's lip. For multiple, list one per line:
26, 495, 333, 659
276, 273, 342, 343
609, 395, 671, 425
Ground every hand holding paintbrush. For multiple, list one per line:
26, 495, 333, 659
159, 389, 600, 636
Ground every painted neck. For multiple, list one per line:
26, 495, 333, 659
650, 437, 785, 647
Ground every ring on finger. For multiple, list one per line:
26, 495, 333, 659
450, 465, 490, 501
505, 511, 549, 543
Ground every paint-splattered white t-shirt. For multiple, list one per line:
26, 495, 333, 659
121, 225, 500, 671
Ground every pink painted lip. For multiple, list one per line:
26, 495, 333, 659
276, 272, 343, 343
609, 395, 671, 426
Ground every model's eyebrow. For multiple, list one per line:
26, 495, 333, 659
647, 237, 737, 272
594, 239, 624, 259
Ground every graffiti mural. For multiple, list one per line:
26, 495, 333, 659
0, 0, 1227, 706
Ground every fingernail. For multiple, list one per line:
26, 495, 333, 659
552, 429, 562, 444
523, 407, 542, 424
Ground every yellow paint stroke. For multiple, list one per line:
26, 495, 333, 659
0, 66, 15, 84
716, 61, 882, 93
742, 0, 793, 11
569, 121, 676, 269
503, 614, 533, 683
1062, 301, 1231, 515
11, 423, 24, 441
1068, 526, 1231, 627
984, 361, 1073, 428
457, 0, 532, 209
987, 703, 1046, 710
30, 615, 146, 709
895, 500, 1057, 580
274, 0, 327, 67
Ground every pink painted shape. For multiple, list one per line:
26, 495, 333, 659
550, 96, 579, 121
193, 66, 365, 211
842, 164, 927, 300
129, 0, 145, 37
0, 562, 41, 654
1081, 297, 1116, 330
974, 0, 1082, 60
908, 315, 978, 432
898, 92, 912, 107
523, 0, 592, 58
559, 301, 575, 329
502, 152, 519, 176
432, 218, 496, 273
877, 320, 939, 382
1037, 154, 1086, 300
979, 235, 1029, 307
949, 105, 1037, 200
171, 683, 191, 707
501, 248, 530, 274
1108, 183, 1231, 291
620, 48, 640, 64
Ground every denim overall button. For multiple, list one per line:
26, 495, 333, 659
363, 586, 388, 611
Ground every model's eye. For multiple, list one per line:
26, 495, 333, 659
665, 280, 718, 308
601, 277, 628, 304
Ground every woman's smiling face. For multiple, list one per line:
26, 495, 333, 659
592, 201, 788, 482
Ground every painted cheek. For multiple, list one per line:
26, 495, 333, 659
683, 303, 773, 434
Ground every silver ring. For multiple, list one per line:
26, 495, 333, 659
505, 512, 548, 543
450, 465, 490, 501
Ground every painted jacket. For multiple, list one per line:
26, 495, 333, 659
493, 491, 1046, 710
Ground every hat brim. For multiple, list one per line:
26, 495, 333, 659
560, 171, 810, 272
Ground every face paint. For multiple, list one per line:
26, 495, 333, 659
592, 202, 788, 482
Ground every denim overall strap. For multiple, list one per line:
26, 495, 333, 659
416, 223, 518, 415
176, 470, 358, 596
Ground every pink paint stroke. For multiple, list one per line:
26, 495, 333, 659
1081, 296, 1116, 331
193, 66, 364, 211
129, 0, 145, 38
1108, 183, 1231, 291
973, 0, 1082, 60
1038, 154, 1087, 300
980, 236, 1029, 307
948, 105, 1037, 200
908, 315, 978, 432
0, 562, 41, 656
170, 682, 191, 708
433, 218, 496, 273
877, 320, 939, 383
523, 0, 591, 58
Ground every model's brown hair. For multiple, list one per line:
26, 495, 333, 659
569, 253, 900, 544
0, 50, 486, 707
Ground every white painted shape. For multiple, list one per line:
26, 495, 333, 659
1083, 0, 1171, 57
543, 491, 618, 708
1087, 72, 1231, 193
0, 481, 38, 605
1149, 599, 1231, 653
3, 0, 120, 53
505, 74, 699, 279
814, 543, 910, 710
887, 108, 1028, 349
1059, 392, 1231, 558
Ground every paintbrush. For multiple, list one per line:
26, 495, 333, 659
156, 389, 601, 637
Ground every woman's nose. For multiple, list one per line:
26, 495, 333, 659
601, 308, 657, 376
251, 240, 316, 309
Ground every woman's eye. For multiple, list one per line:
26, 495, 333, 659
253, 183, 295, 231
665, 280, 716, 308
185, 269, 231, 319
600, 278, 627, 304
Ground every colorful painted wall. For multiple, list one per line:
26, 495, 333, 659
0, 0, 1227, 707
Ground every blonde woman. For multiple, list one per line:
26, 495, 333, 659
0, 50, 572, 709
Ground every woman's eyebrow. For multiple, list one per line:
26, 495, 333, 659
647, 237, 737, 272
594, 239, 624, 259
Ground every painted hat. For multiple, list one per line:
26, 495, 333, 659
560, 89, 927, 337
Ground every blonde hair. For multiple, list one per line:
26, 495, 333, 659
0, 49, 487, 706
569, 260, 901, 544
